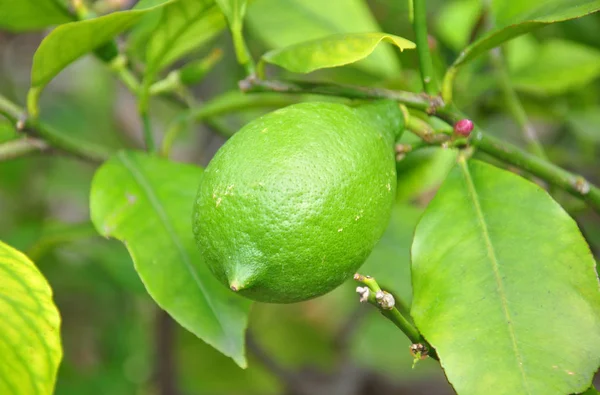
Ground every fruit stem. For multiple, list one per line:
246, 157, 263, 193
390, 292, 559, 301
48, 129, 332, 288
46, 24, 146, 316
239, 75, 443, 113
354, 273, 438, 361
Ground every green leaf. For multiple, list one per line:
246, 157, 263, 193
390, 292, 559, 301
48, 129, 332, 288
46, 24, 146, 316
90, 151, 251, 367
260, 32, 414, 74
139, 0, 227, 110
510, 39, 600, 95
28, 0, 171, 116
452, 0, 600, 68
214, 0, 250, 64
0, 240, 62, 394
0, 0, 73, 32
145, 0, 226, 78
411, 159, 600, 395
246, 0, 401, 78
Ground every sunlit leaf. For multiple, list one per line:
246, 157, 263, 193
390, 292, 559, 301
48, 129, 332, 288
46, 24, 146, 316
412, 159, 600, 395
261, 33, 414, 74
0, 240, 62, 394
247, 0, 401, 78
90, 151, 251, 367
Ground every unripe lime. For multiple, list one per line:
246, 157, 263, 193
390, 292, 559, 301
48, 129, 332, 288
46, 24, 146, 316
193, 101, 403, 303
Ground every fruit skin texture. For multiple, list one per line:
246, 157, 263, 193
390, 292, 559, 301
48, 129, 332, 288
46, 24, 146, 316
193, 100, 403, 303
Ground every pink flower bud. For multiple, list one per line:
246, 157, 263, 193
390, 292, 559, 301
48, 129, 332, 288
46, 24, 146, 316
454, 119, 474, 137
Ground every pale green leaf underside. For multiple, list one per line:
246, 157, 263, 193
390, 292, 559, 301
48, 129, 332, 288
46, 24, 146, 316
261, 33, 415, 74
411, 159, 600, 395
453, 0, 600, 67
246, 0, 401, 78
0, 0, 73, 32
0, 240, 62, 395
90, 151, 251, 368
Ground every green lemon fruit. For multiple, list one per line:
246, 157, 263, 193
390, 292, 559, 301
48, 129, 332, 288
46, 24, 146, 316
193, 100, 403, 303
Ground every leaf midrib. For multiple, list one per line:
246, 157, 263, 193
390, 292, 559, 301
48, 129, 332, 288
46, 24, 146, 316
458, 158, 531, 394
116, 153, 234, 353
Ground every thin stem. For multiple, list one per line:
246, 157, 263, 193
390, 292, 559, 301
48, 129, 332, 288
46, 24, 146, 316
240, 76, 443, 113
109, 55, 141, 93
239, 76, 600, 210
354, 274, 438, 360
490, 49, 547, 159
0, 94, 108, 163
405, 111, 449, 144
0, 138, 49, 161
438, 106, 600, 211
141, 112, 156, 153
231, 23, 255, 76
412, 0, 439, 95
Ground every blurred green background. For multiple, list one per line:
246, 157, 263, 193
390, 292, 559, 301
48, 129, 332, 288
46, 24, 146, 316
0, 0, 599, 394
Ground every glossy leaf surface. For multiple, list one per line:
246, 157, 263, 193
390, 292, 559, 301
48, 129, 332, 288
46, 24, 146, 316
90, 151, 251, 368
412, 159, 600, 395
261, 33, 414, 74
246, 0, 401, 78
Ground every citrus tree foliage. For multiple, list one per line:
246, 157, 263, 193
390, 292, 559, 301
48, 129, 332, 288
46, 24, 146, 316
0, 0, 599, 394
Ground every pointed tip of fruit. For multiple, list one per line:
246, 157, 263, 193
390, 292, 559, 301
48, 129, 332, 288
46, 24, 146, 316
229, 280, 243, 292
227, 263, 256, 293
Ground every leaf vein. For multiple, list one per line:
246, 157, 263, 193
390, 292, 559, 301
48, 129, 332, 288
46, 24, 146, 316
116, 153, 232, 351
459, 158, 531, 394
